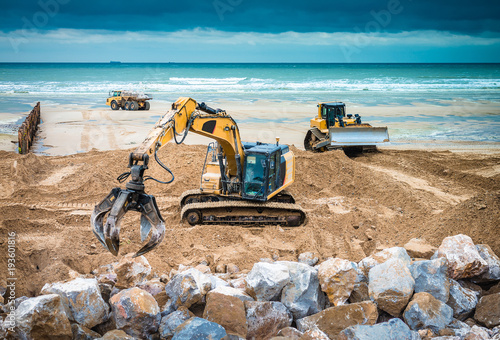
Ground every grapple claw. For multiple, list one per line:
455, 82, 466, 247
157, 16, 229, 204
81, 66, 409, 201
103, 190, 131, 256
133, 195, 165, 258
91, 188, 122, 252
91, 187, 165, 257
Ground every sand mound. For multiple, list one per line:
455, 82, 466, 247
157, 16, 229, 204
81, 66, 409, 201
0, 146, 499, 296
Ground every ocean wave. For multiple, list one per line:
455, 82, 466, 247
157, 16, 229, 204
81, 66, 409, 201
169, 77, 247, 85
1, 78, 499, 95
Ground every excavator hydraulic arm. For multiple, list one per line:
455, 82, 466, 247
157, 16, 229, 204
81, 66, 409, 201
91, 97, 246, 257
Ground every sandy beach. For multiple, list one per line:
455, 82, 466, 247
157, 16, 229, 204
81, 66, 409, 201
1, 99, 499, 156
0, 100, 499, 297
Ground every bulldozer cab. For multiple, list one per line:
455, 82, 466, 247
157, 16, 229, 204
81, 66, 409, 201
109, 90, 121, 98
320, 103, 346, 128
242, 142, 288, 201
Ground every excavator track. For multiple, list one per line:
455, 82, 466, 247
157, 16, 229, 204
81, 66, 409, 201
180, 189, 295, 205
181, 199, 306, 227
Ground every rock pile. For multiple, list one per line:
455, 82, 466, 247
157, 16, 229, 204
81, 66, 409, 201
1, 233, 499, 339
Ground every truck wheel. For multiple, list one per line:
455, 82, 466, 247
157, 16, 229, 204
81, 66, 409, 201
124, 101, 131, 110
144, 101, 150, 110
130, 101, 139, 111
110, 101, 119, 110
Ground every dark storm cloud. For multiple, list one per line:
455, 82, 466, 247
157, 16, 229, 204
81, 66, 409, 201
1, 0, 499, 34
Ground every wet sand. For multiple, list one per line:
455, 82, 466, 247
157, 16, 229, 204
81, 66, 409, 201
1, 99, 499, 155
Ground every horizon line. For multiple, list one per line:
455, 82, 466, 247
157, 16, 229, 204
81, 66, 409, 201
1, 61, 499, 64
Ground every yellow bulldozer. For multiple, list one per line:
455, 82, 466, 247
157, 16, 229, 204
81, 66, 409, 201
92, 97, 305, 257
304, 102, 389, 152
106, 90, 152, 111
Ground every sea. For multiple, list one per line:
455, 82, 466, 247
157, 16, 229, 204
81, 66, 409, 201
1, 63, 499, 147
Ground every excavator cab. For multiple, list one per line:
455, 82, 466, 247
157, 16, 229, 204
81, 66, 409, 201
242, 142, 290, 201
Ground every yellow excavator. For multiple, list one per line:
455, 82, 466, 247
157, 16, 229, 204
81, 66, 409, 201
304, 102, 389, 152
91, 97, 305, 257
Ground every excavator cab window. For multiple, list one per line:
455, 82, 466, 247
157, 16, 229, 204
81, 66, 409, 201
243, 153, 269, 200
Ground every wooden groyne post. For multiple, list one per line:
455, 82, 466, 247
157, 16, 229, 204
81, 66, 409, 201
18, 102, 41, 154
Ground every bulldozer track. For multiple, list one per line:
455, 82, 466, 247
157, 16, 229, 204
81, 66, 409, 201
181, 200, 306, 227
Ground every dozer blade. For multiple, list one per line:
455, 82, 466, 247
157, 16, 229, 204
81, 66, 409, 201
91, 188, 165, 258
329, 126, 389, 147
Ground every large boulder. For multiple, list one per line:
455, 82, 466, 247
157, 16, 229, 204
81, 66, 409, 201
229, 275, 247, 290
410, 258, 450, 302
92, 315, 117, 337
71, 323, 101, 340
403, 292, 454, 333
277, 326, 304, 339
404, 238, 437, 259
41, 277, 109, 329
15, 294, 73, 340
475, 244, 500, 281
465, 325, 491, 340
172, 317, 227, 340
245, 301, 293, 340
432, 234, 488, 279
296, 301, 378, 340
448, 318, 472, 338
278, 261, 325, 320
349, 282, 370, 303
358, 247, 411, 276
159, 307, 192, 340
301, 328, 330, 339
485, 281, 500, 298
298, 252, 319, 266
339, 318, 418, 340
368, 258, 415, 316
474, 292, 500, 328
109, 287, 161, 339
114, 254, 152, 289
245, 262, 290, 301
209, 275, 230, 290
458, 280, 483, 299
203, 291, 247, 338
137, 278, 168, 307
98, 329, 135, 340
163, 268, 212, 314
209, 285, 254, 302
92, 263, 117, 280
317, 258, 358, 306
447, 279, 478, 320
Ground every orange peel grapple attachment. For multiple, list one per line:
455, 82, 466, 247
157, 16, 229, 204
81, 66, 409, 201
91, 154, 165, 257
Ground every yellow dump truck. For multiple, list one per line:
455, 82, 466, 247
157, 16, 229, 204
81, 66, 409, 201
106, 91, 152, 111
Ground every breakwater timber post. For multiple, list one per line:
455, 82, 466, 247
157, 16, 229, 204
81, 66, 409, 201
17, 102, 41, 154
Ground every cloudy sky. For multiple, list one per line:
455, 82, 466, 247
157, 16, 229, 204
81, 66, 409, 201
0, 0, 499, 62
